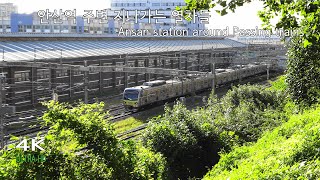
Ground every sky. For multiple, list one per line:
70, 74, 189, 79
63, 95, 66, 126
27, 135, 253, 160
3, 0, 266, 29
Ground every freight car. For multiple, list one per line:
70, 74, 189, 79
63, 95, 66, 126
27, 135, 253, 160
123, 64, 269, 110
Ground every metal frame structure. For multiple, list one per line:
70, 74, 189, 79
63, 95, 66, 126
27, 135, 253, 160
0, 43, 286, 111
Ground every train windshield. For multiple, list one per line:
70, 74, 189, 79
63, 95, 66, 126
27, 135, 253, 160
124, 90, 139, 100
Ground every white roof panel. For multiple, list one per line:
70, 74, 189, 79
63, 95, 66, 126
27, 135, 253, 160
0, 38, 245, 61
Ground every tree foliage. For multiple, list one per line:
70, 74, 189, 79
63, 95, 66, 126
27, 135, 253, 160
142, 102, 221, 179
204, 105, 320, 179
0, 101, 167, 179
209, 84, 289, 147
183, 0, 320, 46
286, 34, 320, 106
142, 83, 290, 179
182, 0, 320, 105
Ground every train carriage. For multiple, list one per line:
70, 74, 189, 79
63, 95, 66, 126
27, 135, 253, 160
123, 64, 270, 110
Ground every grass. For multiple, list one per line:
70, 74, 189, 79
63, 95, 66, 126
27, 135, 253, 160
267, 75, 287, 91
204, 105, 320, 179
113, 117, 145, 134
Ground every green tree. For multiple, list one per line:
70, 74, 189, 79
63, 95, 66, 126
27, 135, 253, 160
286, 34, 320, 106
143, 102, 225, 179
212, 84, 288, 147
0, 101, 167, 179
182, 0, 320, 105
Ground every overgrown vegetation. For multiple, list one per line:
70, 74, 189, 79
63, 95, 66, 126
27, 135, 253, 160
2, 1, 320, 179
183, 0, 320, 107
142, 79, 291, 179
1, 73, 318, 179
113, 117, 144, 134
204, 105, 320, 179
286, 34, 320, 107
142, 102, 221, 179
0, 102, 167, 179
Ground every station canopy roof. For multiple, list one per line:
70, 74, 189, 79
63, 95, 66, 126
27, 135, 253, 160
0, 37, 245, 61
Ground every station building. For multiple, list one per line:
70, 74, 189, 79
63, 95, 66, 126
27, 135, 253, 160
0, 1, 207, 35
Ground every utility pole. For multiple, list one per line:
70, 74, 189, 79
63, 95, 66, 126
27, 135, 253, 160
0, 75, 15, 149
84, 60, 88, 104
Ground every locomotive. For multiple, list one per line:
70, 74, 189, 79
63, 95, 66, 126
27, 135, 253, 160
123, 64, 269, 110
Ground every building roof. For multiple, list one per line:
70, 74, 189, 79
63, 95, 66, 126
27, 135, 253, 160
0, 37, 245, 61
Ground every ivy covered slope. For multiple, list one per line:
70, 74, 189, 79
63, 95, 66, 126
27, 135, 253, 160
204, 94, 320, 178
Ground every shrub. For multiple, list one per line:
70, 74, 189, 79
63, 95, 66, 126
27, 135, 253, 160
142, 102, 221, 179
143, 82, 291, 179
286, 34, 320, 107
204, 105, 320, 179
267, 75, 287, 92
0, 101, 167, 179
210, 84, 289, 147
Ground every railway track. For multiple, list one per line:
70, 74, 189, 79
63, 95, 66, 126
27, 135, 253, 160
117, 72, 283, 140
2, 72, 282, 144
2, 94, 125, 143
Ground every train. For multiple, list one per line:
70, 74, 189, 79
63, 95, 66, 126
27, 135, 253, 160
123, 63, 270, 110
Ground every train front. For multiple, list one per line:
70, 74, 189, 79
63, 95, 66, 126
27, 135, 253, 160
123, 88, 141, 110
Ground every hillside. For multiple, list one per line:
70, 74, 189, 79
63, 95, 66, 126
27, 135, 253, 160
204, 105, 320, 179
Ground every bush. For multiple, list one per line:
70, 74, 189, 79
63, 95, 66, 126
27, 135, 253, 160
0, 101, 167, 179
267, 75, 287, 92
210, 84, 289, 148
286, 34, 320, 107
143, 82, 291, 179
142, 102, 221, 179
204, 105, 320, 179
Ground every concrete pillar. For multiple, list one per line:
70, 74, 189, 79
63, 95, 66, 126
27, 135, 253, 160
6, 68, 15, 105
145, 58, 150, 82
267, 65, 270, 80
198, 52, 201, 71
239, 64, 243, 83
49, 68, 56, 92
185, 54, 188, 70
178, 51, 182, 70
30, 67, 37, 105
154, 57, 158, 80
134, 59, 139, 85
163, 56, 167, 79
124, 55, 128, 88
68, 67, 73, 98
84, 61, 88, 104
112, 59, 116, 88
170, 57, 173, 69
99, 60, 103, 93
211, 63, 216, 94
